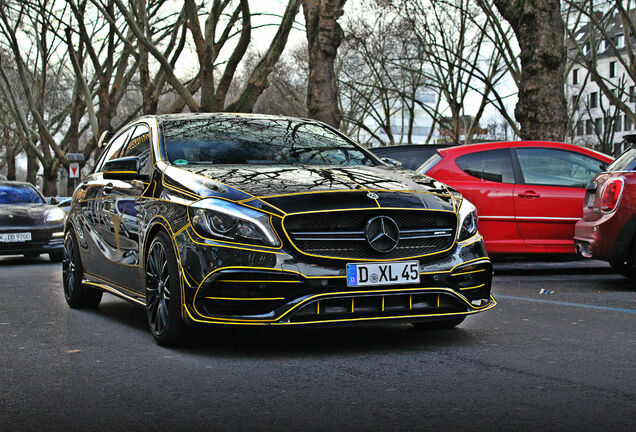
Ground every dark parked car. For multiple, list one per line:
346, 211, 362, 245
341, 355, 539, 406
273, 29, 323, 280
370, 144, 454, 170
63, 114, 495, 345
0, 181, 65, 261
575, 144, 636, 276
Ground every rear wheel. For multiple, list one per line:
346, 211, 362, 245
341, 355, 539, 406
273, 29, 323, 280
411, 316, 466, 330
145, 232, 188, 346
63, 231, 102, 308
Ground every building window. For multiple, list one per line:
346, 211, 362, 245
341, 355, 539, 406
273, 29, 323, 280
614, 118, 622, 132
609, 61, 616, 78
616, 34, 624, 49
576, 120, 584, 136
630, 86, 635, 103
586, 119, 594, 135
625, 115, 633, 132
609, 89, 617, 105
589, 92, 598, 108
583, 43, 590, 55
573, 68, 579, 84
595, 118, 603, 133
599, 39, 606, 52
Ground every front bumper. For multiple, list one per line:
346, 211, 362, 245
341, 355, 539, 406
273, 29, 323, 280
176, 226, 494, 325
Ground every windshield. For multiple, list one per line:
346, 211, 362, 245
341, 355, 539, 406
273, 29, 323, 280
606, 148, 636, 172
0, 185, 44, 204
160, 117, 377, 167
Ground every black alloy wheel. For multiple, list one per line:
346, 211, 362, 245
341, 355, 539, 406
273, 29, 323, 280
411, 315, 466, 330
62, 231, 102, 308
145, 232, 188, 346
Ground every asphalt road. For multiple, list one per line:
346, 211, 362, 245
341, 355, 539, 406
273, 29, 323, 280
0, 256, 634, 432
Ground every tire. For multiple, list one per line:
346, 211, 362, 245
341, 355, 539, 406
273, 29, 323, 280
23, 252, 40, 258
145, 231, 188, 346
609, 260, 635, 279
49, 250, 64, 262
63, 231, 102, 308
411, 315, 466, 330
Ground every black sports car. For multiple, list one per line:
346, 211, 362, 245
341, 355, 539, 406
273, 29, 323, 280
0, 181, 65, 261
64, 114, 495, 345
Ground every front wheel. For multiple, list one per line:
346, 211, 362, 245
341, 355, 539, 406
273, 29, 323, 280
145, 232, 188, 346
63, 231, 102, 308
411, 316, 466, 330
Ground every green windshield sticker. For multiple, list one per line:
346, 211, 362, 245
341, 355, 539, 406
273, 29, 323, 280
174, 159, 188, 165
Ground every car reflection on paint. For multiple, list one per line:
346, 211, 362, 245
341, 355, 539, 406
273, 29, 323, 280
63, 114, 495, 346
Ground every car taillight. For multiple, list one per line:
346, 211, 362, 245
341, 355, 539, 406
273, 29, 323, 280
600, 178, 624, 212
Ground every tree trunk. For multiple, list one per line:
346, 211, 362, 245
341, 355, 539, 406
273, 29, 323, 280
492, 0, 567, 141
42, 163, 58, 197
301, 0, 346, 128
25, 144, 38, 186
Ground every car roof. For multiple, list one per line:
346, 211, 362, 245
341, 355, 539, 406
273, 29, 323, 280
0, 180, 38, 188
150, 112, 317, 124
438, 141, 613, 162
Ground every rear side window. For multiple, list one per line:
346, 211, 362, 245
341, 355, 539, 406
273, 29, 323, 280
606, 148, 636, 172
417, 153, 442, 174
516, 148, 604, 187
455, 149, 514, 183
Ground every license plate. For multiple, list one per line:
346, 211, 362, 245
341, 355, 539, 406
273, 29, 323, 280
0, 232, 32, 243
346, 261, 420, 287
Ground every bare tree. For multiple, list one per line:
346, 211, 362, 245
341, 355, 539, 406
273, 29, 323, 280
301, 0, 347, 127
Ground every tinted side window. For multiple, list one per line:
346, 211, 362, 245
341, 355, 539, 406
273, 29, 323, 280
516, 148, 604, 187
456, 149, 514, 183
122, 124, 152, 174
95, 128, 133, 172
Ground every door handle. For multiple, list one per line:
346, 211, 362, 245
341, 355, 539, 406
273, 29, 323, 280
103, 183, 114, 194
518, 190, 541, 198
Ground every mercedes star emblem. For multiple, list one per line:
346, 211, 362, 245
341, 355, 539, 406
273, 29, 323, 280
365, 216, 400, 253
366, 192, 379, 200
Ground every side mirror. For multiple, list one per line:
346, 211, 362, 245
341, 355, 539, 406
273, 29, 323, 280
381, 157, 403, 167
103, 156, 149, 181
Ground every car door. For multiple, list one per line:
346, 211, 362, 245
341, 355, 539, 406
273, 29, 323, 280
452, 149, 521, 253
100, 123, 152, 292
76, 128, 132, 279
513, 147, 606, 253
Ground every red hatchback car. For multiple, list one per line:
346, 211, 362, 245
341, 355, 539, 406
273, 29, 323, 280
575, 146, 636, 275
418, 141, 613, 255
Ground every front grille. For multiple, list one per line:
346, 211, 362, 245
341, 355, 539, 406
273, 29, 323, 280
284, 209, 457, 259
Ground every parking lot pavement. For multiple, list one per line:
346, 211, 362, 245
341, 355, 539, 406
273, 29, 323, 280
0, 255, 634, 431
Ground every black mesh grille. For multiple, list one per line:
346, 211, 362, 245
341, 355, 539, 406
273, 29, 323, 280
284, 209, 457, 259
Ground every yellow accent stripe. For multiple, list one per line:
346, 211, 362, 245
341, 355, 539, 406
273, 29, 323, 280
204, 296, 285, 301
459, 283, 486, 291
215, 279, 301, 284
452, 269, 488, 276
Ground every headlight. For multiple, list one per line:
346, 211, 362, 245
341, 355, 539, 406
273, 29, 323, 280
457, 198, 478, 241
45, 207, 66, 223
188, 198, 280, 247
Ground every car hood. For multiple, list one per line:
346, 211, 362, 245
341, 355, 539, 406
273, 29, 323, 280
0, 203, 59, 227
162, 164, 457, 215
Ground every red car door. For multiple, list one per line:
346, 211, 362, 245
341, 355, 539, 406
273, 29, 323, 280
445, 148, 522, 254
513, 147, 607, 253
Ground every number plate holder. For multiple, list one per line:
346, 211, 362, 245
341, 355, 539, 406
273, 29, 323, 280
346, 261, 420, 287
